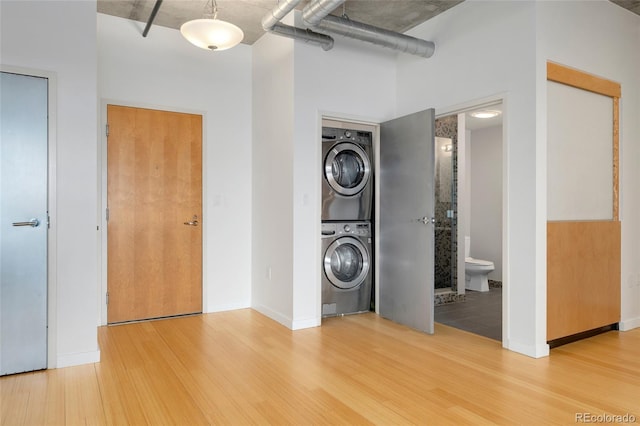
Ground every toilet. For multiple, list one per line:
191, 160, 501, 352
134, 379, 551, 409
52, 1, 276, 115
465, 236, 495, 292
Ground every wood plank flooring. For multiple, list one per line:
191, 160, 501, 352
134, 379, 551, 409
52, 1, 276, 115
2, 309, 639, 425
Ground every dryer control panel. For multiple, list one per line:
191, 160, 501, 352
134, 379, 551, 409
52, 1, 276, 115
321, 222, 371, 238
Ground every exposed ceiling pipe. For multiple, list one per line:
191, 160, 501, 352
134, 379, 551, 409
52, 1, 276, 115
301, 0, 435, 58
142, 0, 163, 37
261, 0, 334, 51
302, 0, 344, 27
268, 23, 334, 51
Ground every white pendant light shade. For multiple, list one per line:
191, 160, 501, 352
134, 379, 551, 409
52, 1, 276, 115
180, 18, 244, 51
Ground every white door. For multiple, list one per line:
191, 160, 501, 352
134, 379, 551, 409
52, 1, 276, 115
379, 109, 436, 333
0, 71, 48, 375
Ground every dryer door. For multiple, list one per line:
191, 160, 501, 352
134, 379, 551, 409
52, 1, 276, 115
324, 142, 371, 196
323, 237, 370, 289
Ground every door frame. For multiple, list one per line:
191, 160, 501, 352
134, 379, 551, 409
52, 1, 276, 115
318, 114, 380, 318
1, 64, 58, 368
99, 100, 207, 325
436, 93, 509, 347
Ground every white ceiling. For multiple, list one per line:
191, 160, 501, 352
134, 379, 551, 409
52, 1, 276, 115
465, 104, 503, 131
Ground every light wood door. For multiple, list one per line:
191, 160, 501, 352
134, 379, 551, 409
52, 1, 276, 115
546, 62, 621, 341
107, 105, 202, 323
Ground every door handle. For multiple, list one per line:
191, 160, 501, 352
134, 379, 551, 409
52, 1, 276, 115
183, 215, 199, 226
12, 218, 40, 227
416, 216, 435, 225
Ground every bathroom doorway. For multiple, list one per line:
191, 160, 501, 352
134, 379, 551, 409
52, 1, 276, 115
434, 102, 504, 342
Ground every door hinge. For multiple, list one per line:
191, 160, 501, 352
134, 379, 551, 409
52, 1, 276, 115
106, 124, 109, 137
106, 292, 109, 305
106, 208, 109, 222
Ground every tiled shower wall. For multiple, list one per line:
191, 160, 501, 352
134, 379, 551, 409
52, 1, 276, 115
434, 115, 458, 290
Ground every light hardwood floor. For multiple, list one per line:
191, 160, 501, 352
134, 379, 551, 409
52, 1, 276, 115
2, 309, 639, 425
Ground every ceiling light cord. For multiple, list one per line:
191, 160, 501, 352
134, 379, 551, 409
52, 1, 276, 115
204, 0, 218, 20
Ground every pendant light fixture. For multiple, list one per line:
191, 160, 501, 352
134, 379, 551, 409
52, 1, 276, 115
180, 0, 244, 51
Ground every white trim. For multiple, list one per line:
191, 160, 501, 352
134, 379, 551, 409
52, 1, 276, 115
99, 99, 207, 325
0, 64, 58, 369
456, 113, 466, 297
505, 339, 550, 358
292, 317, 321, 330
205, 301, 251, 313
252, 304, 293, 329
56, 350, 101, 369
435, 93, 506, 118
619, 317, 640, 331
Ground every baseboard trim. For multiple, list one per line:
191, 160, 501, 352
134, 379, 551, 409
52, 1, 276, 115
619, 317, 640, 331
252, 304, 293, 329
205, 301, 251, 313
504, 340, 549, 358
291, 317, 321, 330
56, 350, 101, 369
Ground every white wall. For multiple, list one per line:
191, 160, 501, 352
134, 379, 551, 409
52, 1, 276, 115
291, 16, 397, 327
251, 27, 295, 326
536, 1, 640, 330
0, 0, 100, 367
469, 125, 503, 281
396, 1, 543, 356
97, 14, 253, 314
250, 12, 396, 329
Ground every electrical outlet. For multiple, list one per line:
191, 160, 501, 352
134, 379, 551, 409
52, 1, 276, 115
266, 266, 272, 281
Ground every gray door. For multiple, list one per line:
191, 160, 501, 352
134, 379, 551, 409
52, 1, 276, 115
0, 71, 48, 375
379, 109, 435, 333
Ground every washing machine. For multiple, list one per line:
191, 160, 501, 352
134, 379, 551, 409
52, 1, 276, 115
322, 127, 373, 221
321, 221, 373, 317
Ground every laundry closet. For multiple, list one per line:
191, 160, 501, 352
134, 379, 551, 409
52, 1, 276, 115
320, 119, 375, 317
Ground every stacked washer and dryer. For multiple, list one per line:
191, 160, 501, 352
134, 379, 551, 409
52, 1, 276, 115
321, 126, 374, 317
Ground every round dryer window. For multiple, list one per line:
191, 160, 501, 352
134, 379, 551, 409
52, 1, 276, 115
323, 237, 370, 289
324, 142, 371, 196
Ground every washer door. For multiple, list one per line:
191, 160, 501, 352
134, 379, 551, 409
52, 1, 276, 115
323, 237, 370, 289
324, 142, 371, 196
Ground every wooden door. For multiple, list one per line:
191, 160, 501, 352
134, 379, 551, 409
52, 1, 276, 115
546, 62, 621, 341
107, 105, 202, 323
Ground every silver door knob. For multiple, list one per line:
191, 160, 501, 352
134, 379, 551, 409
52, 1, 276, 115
183, 215, 199, 226
12, 218, 40, 227
417, 216, 435, 225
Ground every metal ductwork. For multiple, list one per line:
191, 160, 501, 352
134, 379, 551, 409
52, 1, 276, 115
301, 0, 344, 27
261, 0, 334, 51
301, 0, 435, 58
308, 14, 435, 58
268, 23, 334, 51
261, 0, 435, 58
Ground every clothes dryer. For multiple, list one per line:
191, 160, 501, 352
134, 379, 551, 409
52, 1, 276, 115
321, 222, 373, 317
322, 127, 373, 221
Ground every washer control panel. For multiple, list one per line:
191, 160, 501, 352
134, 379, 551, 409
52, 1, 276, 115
321, 222, 371, 238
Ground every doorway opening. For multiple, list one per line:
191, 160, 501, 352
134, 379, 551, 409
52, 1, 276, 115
434, 101, 504, 342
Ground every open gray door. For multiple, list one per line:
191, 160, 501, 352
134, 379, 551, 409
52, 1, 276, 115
379, 109, 435, 333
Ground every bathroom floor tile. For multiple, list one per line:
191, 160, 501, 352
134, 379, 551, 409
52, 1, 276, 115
435, 287, 502, 341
